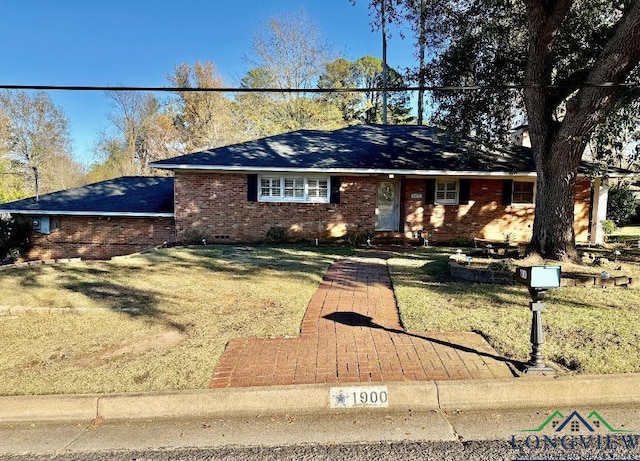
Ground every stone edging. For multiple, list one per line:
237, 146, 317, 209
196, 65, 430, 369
449, 258, 636, 289
0, 257, 82, 272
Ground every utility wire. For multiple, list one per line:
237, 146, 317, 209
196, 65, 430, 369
0, 83, 638, 93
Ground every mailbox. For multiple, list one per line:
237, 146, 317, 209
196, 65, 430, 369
515, 266, 561, 289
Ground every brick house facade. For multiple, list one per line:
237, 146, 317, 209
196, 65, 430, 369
24, 216, 175, 260
172, 172, 593, 245
1, 125, 629, 260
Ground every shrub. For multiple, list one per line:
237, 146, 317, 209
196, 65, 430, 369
182, 228, 207, 245
607, 184, 637, 227
487, 260, 512, 272
600, 219, 616, 242
0, 214, 31, 264
265, 226, 289, 244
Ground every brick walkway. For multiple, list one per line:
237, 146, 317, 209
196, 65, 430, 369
210, 254, 514, 388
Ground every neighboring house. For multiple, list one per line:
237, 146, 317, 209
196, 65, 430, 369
0, 177, 174, 260
0, 125, 634, 260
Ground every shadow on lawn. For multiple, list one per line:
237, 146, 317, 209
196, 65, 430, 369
61, 279, 186, 331
323, 311, 527, 373
143, 246, 339, 284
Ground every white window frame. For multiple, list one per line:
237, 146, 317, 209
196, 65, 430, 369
258, 174, 330, 203
435, 179, 459, 205
512, 180, 535, 205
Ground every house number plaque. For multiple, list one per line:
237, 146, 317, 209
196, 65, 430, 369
410, 193, 423, 199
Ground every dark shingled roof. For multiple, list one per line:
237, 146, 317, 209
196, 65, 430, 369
0, 176, 174, 216
151, 124, 538, 174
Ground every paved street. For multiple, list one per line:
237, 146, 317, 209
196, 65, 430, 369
4, 438, 640, 461
3, 406, 639, 459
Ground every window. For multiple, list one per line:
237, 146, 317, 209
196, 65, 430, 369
435, 180, 458, 204
307, 178, 329, 199
512, 181, 535, 204
260, 177, 281, 198
259, 175, 329, 203
284, 177, 305, 199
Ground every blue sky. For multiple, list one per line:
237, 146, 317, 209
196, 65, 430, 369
0, 1, 416, 165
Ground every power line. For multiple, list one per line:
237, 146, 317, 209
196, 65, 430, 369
0, 83, 638, 93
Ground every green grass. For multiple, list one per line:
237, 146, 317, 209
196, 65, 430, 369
388, 248, 640, 375
0, 245, 353, 395
609, 225, 640, 245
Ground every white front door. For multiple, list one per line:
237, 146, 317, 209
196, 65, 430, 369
375, 180, 400, 231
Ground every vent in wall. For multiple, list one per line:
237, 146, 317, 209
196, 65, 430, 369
213, 235, 231, 240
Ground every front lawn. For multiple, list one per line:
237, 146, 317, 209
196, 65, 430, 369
0, 245, 353, 395
388, 248, 640, 374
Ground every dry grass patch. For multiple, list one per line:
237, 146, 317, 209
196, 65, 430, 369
0, 245, 352, 395
388, 248, 640, 375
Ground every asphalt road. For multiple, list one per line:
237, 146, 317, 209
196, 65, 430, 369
3, 407, 639, 460
3, 440, 640, 461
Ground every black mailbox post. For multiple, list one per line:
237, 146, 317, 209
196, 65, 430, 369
515, 266, 561, 373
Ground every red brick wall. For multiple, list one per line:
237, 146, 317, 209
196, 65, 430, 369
25, 216, 175, 261
174, 172, 377, 242
402, 178, 592, 243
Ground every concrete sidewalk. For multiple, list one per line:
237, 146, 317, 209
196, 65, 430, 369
210, 255, 513, 388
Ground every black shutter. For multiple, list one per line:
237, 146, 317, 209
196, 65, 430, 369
330, 176, 341, 204
502, 179, 513, 206
459, 179, 471, 205
425, 178, 436, 205
247, 174, 258, 202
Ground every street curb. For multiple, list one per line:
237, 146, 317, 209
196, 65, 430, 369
436, 373, 640, 410
1, 374, 639, 423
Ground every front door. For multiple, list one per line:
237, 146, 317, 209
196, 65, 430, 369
375, 180, 400, 231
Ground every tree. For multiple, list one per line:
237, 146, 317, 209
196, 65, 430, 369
359, 0, 640, 260
235, 68, 284, 138
606, 183, 637, 227
243, 12, 344, 132
318, 56, 414, 124
0, 90, 81, 198
105, 91, 180, 174
169, 61, 241, 151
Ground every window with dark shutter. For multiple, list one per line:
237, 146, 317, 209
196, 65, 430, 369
502, 179, 513, 206
247, 174, 258, 202
459, 179, 471, 205
330, 176, 341, 204
425, 178, 436, 204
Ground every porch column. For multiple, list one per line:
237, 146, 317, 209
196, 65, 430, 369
590, 178, 609, 245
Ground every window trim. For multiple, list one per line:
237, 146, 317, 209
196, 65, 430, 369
434, 179, 459, 205
258, 174, 330, 203
512, 180, 535, 205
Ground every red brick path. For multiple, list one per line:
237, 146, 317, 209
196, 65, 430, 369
209, 255, 514, 388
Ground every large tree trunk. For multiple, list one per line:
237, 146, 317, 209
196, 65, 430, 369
523, 0, 640, 261
528, 139, 584, 261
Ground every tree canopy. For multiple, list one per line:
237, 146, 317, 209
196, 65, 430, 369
360, 0, 640, 260
0, 90, 84, 200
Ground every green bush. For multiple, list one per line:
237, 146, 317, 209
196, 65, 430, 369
0, 214, 31, 264
607, 184, 637, 227
265, 226, 289, 244
182, 228, 207, 245
487, 260, 512, 272
600, 219, 616, 243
